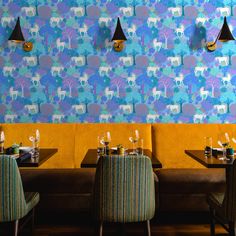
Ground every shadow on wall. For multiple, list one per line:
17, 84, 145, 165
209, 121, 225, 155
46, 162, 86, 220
95, 24, 112, 50
189, 25, 206, 50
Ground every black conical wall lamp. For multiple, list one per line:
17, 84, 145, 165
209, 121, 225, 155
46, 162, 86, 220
111, 18, 127, 52
8, 17, 33, 52
206, 17, 235, 52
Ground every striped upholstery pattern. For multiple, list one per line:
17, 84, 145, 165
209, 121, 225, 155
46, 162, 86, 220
94, 155, 155, 223
0, 155, 39, 222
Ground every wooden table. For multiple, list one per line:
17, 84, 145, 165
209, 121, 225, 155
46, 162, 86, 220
185, 150, 235, 211
81, 149, 162, 168
17, 148, 58, 167
185, 150, 234, 168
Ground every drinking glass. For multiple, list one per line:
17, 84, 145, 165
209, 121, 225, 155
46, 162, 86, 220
35, 129, 40, 152
218, 132, 230, 160
29, 129, 40, 157
97, 135, 104, 156
138, 138, 144, 155
204, 137, 212, 158
100, 132, 111, 155
104, 132, 111, 146
129, 130, 139, 155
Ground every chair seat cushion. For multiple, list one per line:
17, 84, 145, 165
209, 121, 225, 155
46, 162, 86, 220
25, 192, 40, 213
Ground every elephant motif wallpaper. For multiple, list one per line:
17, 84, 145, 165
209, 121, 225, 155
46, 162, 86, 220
0, 0, 236, 123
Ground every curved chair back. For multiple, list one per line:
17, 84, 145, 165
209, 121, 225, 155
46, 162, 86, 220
94, 155, 155, 223
0, 155, 27, 222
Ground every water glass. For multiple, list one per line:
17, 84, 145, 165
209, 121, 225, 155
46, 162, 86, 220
204, 137, 212, 157
129, 130, 139, 155
29, 130, 40, 157
97, 136, 104, 156
138, 138, 144, 155
218, 132, 230, 160
101, 132, 111, 155
129, 136, 138, 155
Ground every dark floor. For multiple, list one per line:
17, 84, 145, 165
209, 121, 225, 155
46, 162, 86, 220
1, 212, 228, 236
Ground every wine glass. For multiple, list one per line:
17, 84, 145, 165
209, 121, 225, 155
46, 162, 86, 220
204, 137, 212, 158
29, 129, 40, 157
100, 132, 111, 155
129, 130, 139, 155
218, 132, 230, 160
104, 132, 111, 146
97, 135, 105, 156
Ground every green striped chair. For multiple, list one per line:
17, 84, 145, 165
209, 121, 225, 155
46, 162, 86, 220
0, 155, 40, 236
94, 155, 155, 236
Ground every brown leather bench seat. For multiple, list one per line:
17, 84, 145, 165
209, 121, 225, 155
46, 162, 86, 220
20, 168, 226, 214
155, 168, 226, 212
20, 168, 96, 213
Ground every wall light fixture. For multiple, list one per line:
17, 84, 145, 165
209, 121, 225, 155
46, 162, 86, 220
206, 17, 235, 52
111, 18, 127, 52
8, 17, 33, 52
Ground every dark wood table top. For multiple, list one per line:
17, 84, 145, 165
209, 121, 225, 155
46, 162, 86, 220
185, 150, 234, 168
17, 148, 58, 167
81, 149, 162, 168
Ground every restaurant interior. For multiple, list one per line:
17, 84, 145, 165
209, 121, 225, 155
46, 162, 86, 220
1, 0, 236, 235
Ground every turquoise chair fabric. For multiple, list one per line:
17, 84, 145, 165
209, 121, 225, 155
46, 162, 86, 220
0, 155, 40, 222
94, 155, 155, 223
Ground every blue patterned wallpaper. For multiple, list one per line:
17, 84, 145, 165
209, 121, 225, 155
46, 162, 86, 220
1, 0, 236, 123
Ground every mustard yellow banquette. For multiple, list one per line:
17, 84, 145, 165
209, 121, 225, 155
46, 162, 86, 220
1, 123, 235, 169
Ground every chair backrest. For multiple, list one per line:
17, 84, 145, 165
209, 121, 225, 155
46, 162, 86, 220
0, 155, 27, 222
94, 155, 155, 223
223, 159, 236, 221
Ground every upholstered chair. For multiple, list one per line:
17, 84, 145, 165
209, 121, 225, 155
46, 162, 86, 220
207, 160, 236, 236
94, 155, 155, 236
0, 155, 40, 236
